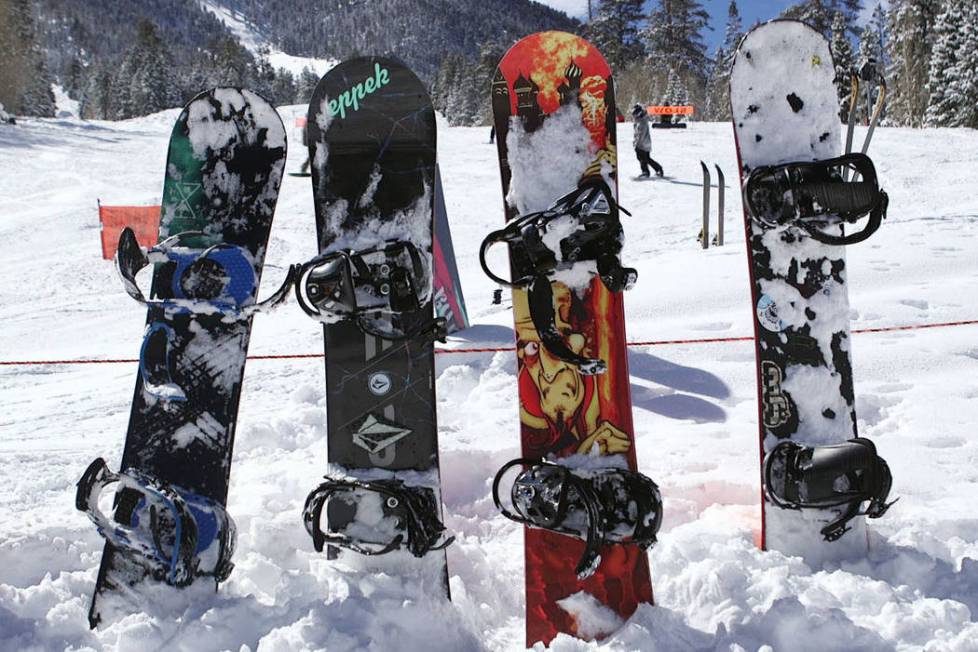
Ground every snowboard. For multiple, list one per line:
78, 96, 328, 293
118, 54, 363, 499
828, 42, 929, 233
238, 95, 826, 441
80, 88, 287, 627
730, 20, 882, 560
490, 31, 653, 645
299, 57, 450, 594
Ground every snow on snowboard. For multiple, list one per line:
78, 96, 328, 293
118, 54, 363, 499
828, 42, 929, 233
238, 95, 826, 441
76, 88, 289, 627
730, 20, 894, 562
485, 31, 660, 645
295, 57, 452, 594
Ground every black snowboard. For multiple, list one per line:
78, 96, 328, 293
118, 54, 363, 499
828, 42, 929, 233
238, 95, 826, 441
82, 88, 287, 627
303, 58, 449, 593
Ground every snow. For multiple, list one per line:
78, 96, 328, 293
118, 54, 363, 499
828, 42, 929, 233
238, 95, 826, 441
197, 0, 335, 78
1, 108, 978, 650
51, 84, 79, 119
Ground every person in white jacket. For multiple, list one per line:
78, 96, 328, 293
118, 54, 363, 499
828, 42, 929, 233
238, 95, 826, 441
632, 104, 663, 178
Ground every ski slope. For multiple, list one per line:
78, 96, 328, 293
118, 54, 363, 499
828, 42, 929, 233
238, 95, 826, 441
1, 110, 977, 651
198, 0, 335, 77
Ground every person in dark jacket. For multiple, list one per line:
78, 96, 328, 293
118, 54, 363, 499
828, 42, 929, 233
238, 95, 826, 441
632, 104, 663, 178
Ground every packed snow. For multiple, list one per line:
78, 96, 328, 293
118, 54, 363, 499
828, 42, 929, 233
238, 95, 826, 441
1, 107, 977, 651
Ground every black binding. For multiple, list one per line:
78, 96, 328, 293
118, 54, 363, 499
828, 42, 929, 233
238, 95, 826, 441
492, 458, 662, 579
302, 477, 454, 558
295, 240, 445, 342
764, 437, 895, 541
746, 153, 888, 245
479, 179, 636, 374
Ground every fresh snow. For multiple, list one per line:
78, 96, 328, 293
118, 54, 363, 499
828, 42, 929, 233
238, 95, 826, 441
1, 110, 977, 650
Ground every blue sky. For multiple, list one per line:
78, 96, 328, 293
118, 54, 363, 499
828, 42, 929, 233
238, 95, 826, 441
537, 1, 880, 53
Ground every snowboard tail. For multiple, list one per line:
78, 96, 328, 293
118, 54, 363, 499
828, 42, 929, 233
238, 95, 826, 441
490, 31, 653, 646
82, 88, 286, 627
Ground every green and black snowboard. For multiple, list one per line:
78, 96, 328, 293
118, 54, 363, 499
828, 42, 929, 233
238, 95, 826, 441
76, 88, 288, 627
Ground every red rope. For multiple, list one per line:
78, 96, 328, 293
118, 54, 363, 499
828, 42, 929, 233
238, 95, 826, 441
2, 319, 976, 367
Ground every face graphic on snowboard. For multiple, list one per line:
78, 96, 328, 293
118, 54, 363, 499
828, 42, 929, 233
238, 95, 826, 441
514, 283, 588, 430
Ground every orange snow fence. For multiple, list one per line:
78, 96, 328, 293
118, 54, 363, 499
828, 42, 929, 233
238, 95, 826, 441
295, 117, 307, 128
646, 105, 695, 116
99, 202, 160, 260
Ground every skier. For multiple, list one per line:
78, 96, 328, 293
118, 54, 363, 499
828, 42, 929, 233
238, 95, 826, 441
632, 104, 663, 178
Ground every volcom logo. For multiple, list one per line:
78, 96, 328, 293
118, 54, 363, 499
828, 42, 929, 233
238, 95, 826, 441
761, 361, 791, 428
328, 62, 391, 120
352, 414, 412, 455
368, 372, 392, 396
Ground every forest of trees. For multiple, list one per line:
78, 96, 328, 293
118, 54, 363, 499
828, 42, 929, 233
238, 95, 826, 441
434, 0, 978, 129
2, 0, 976, 129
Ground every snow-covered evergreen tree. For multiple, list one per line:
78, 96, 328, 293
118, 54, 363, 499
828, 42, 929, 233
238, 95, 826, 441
589, 0, 646, 71
295, 67, 320, 105
644, 0, 711, 81
124, 21, 177, 118
887, 0, 941, 127
868, 2, 889, 67
856, 24, 883, 123
782, 0, 832, 37
947, 2, 978, 128
924, 1, 963, 126
723, 0, 743, 53
783, 0, 862, 38
80, 65, 113, 120
830, 11, 855, 122
702, 46, 730, 121
2, 0, 56, 117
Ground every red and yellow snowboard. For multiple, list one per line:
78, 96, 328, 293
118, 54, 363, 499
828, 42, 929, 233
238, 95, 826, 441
490, 31, 653, 646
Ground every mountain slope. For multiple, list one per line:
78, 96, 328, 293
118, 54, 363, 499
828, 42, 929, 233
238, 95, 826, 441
221, 0, 579, 79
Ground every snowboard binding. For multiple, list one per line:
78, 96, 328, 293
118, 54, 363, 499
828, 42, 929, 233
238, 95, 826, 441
295, 240, 446, 342
76, 457, 236, 586
492, 458, 662, 579
116, 227, 297, 317
479, 179, 636, 375
764, 437, 895, 542
117, 227, 297, 403
745, 153, 888, 245
303, 477, 454, 558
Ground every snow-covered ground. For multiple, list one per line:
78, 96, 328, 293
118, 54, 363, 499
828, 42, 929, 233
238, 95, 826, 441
1, 110, 977, 651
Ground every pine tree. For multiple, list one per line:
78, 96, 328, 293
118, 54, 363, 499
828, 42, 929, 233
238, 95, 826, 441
830, 11, 855, 122
940, 0, 978, 128
887, 0, 941, 127
644, 0, 711, 81
80, 65, 113, 120
856, 24, 882, 123
589, 0, 646, 70
127, 21, 176, 118
782, 0, 832, 37
295, 67, 320, 105
702, 46, 730, 121
723, 0, 743, 53
2, 0, 55, 117
948, 2, 978, 128
869, 2, 889, 67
